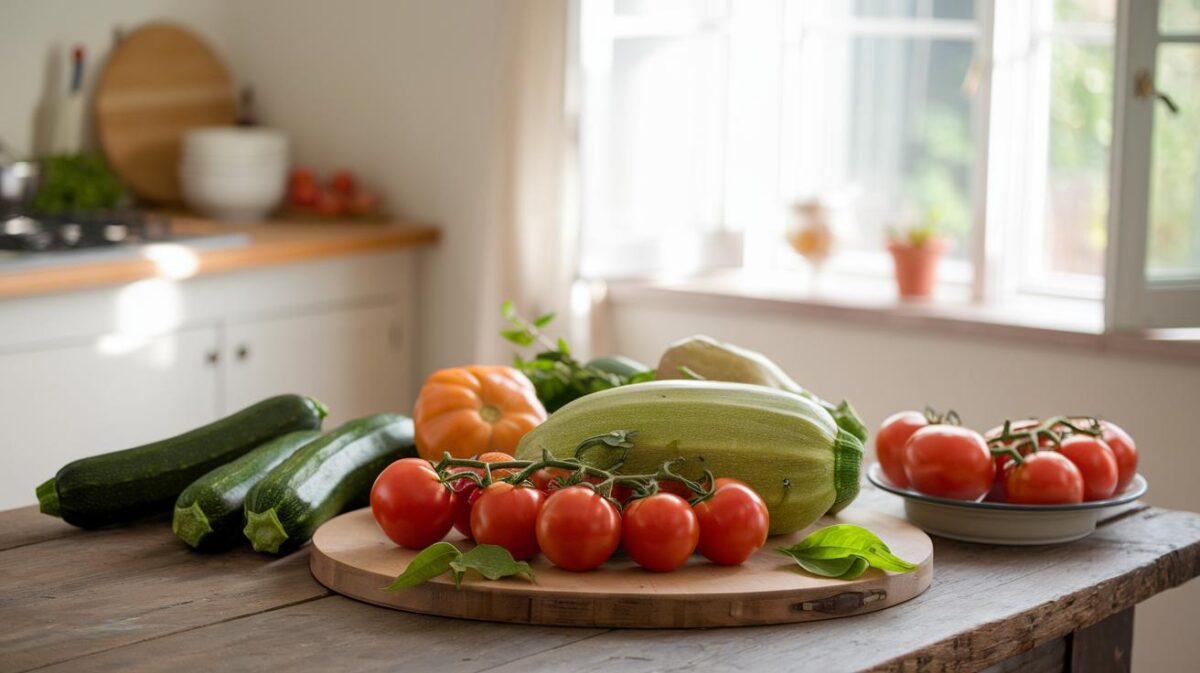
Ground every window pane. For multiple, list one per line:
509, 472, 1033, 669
1147, 44, 1200, 277
591, 36, 727, 237
1054, 0, 1115, 24
816, 0, 976, 21
1160, 0, 1200, 33
787, 36, 975, 260
614, 0, 727, 20
1044, 42, 1113, 276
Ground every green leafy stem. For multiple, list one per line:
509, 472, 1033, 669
985, 415, 1102, 465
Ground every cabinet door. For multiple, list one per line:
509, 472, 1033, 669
0, 328, 220, 510
223, 304, 408, 427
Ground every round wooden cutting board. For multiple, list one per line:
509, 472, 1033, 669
95, 23, 237, 204
310, 507, 933, 628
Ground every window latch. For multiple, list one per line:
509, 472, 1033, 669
1135, 71, 1179, 115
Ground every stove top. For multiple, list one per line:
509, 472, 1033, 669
0, 209, 174, 252
0, 209, 250, 271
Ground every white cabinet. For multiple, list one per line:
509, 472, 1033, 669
223, 304, 409, 427
0, 328, 221, 509
0, 250, 417, 511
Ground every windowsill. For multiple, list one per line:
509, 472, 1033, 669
604, 269, 1200, 362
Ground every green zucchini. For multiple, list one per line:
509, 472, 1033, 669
36, 394, 327, 529
173, 430, 322, 550
585, 355, 651, 379
243, 413, 417, 554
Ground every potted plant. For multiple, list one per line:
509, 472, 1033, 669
887, 211, 950, 300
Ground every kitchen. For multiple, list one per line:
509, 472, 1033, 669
2, 1, 1199, 672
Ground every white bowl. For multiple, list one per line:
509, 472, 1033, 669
183, 127, 288, 157
866, 463, 1148, 545
181, 167, 286, 223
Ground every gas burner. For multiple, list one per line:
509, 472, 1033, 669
0, 209, 173, 253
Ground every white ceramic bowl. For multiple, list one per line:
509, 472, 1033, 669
181, 167, 286, 222
183, 127, 289, 158
866, 463, 1148, 545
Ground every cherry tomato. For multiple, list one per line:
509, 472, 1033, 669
446, 452, 519, 538
370, 458, 455, 549
330, 169, 358, 196
983, 421, 1048, 502
903, 426, 995, 501
1057, 435, 1119, 501
693, 482, 769, 565
535, 486, 622, 571
529, 467, 572, 491
476, 451, 519, 480
622, 494, 700, 572
1004, 452, 1084, 504
876, 411, 928, 488
470, 482, 546, 561
1100, 421, 1138, 493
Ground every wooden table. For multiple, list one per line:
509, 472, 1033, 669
3, 487, 1197, 673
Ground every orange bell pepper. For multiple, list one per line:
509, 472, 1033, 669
413, 365, 548, 461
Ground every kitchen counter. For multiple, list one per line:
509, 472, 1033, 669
2, 486, 1197, 673
0, 216, 439, 299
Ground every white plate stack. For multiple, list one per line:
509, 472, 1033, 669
180, 127, 289, 222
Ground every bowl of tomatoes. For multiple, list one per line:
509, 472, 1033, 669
868, 411, 1148, 545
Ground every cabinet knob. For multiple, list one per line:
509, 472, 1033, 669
236, 344, 250, 361
206, 350, 219, 365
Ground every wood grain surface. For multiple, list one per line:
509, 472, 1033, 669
310, 507, 933, 628
0, 217, 439, 299
1, 486, 1197, 673
94, 23, 237, 204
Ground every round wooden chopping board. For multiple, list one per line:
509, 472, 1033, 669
95, 23, 237, 204
310, 507, 933, 628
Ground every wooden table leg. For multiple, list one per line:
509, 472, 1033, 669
1069, 607, 1134, 673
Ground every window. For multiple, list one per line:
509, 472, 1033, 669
577, 0, 1200, 329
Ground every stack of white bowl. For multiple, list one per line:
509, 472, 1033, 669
180, 127, 289, 222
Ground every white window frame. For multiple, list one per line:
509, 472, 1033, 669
1106, 0, 1200, 329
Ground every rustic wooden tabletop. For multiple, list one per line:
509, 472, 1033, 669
2, 486, 1197, 673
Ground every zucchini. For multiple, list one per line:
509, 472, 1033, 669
585, 355, 651, 379
173, 430, 321, 550
243, 413, 417, 554
515, 381, 864, 535
655, 335, 868, 443
36, 394, 328, 529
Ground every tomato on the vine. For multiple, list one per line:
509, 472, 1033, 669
693, 481, 769, 566
447, 451, 518, 538
535, 486, 621, 571
876, 411, 928, 488
1004, 452, 1084, 504
1057, 435, 1119, 501
371, 458, 456, 549
529, 467, 572, 492
470, 482, 546, 560
1100, 421, 1138, 493
622, 493, 700, 572
903, 426, 995, 501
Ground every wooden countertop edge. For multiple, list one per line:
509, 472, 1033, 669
0, 222, 439, 300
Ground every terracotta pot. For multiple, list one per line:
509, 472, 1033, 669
888, 238, 949, 299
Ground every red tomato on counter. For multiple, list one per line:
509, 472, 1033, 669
693, 481, 769, 566
1100, 421, 1138, 494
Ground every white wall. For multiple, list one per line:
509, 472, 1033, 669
224, 0, 514, 386
0, 0, 235, 156
607, 294, 1200, 672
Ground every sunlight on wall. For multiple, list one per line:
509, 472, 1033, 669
143, 244, 201, 280
95, 279, 184, 365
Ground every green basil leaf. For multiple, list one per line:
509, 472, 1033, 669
778, 524, 917, 580
532, 312, 556, 328
501, 299, 517, 321
450, 544, 536, 584
384, 542, 462, 590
